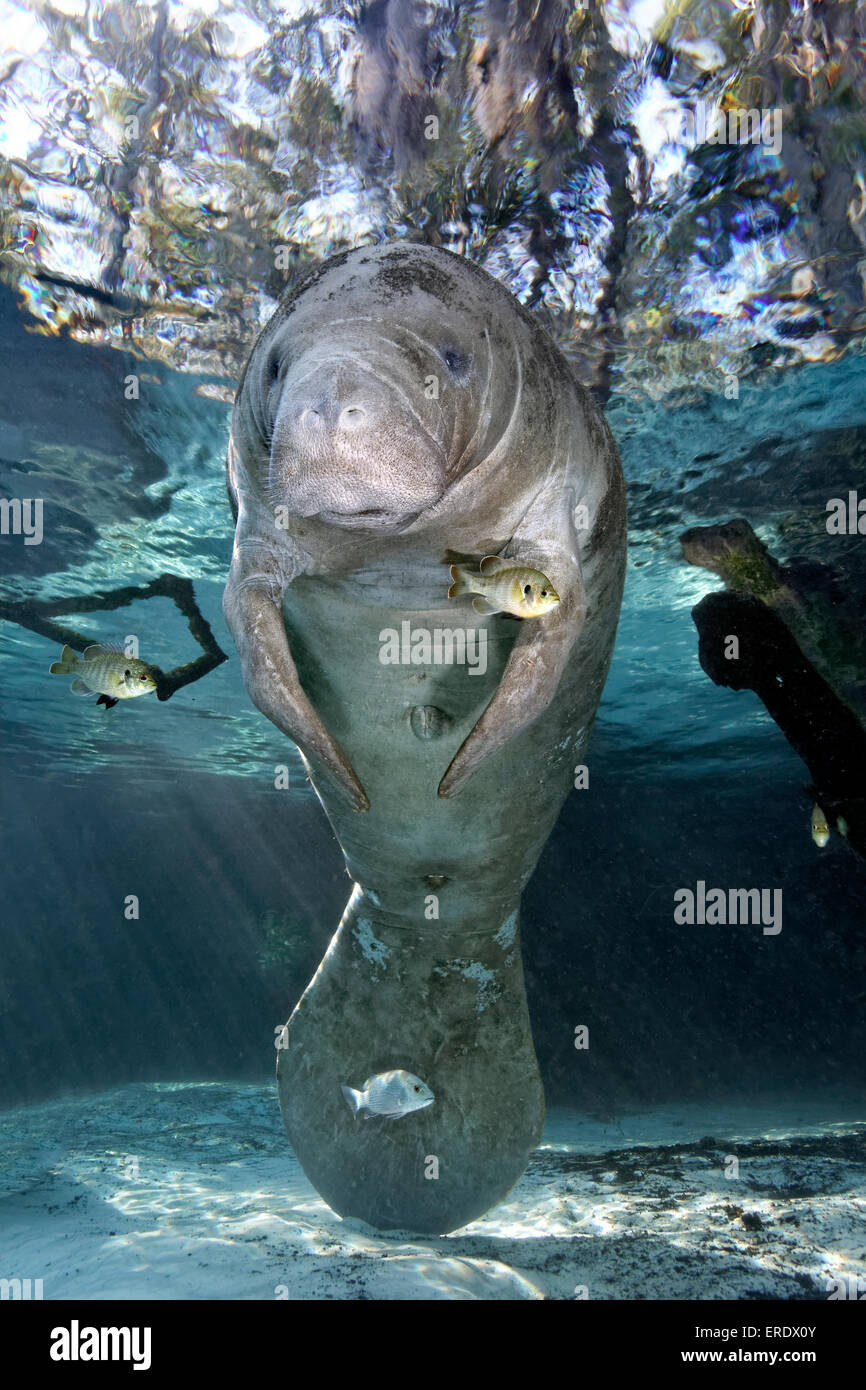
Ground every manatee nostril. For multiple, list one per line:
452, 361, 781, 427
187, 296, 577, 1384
339, 404, 367, 429
299, 406, 324, 429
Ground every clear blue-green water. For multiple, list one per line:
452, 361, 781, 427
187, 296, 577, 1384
1, 0, 864, 1299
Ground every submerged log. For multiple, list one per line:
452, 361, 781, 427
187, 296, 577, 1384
681, 517, 866, 725
0, 573, 227, 698
691, 590, 866, 859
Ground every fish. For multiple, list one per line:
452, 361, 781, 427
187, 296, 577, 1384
811, 803, 830, 848
448, 556, 561, 618
341, 1069, 434, 1119
49, 643, 158, 709
837, 816, 849, 839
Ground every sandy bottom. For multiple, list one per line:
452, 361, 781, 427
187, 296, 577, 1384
1, 1082, 863, 1300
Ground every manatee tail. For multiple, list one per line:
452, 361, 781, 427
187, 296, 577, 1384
448, 564, 471, 600
341, 1084, 363, 1116
49, 644, 80, 676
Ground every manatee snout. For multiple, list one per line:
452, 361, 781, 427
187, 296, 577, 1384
271, 354, 446, 529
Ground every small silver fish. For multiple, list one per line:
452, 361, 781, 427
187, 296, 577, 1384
341, 1069, 434, 1119
811, 803, 830, 848
448, 555, 561, 618
49, 643, 157, 709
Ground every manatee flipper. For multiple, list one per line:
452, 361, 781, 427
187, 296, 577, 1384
223, 562, 369, 812
439, 488, 586, 799
439, 598, 583, 797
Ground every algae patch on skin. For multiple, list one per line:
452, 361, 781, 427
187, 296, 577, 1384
461, 961, 500, 1012
494, 912, 518, 949
354, 917, 390, 974
437, 958, 501, 1012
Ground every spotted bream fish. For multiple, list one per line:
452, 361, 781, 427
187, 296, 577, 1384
49, 643, 158, 709
448, 555, 561, 618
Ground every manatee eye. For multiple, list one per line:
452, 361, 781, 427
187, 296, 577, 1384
524, 584, 532, 596
269, 355, 280, 383
442, 347, 469, 377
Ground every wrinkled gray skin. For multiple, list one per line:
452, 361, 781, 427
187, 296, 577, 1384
225, 242, 626, 1233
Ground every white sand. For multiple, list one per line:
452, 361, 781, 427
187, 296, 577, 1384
1, 1082, 863, 1300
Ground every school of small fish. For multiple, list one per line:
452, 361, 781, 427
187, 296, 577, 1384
49, 643, 157, 709
448, 555, 561, 618
341, 1069, 434, 1119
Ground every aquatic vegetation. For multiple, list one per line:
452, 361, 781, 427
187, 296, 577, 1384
715, 549, 782, 599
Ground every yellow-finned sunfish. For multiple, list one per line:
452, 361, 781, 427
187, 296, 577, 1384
448, 555, 561, 618
811, 803, 830, 848
49, 643, 157, 709
341, 1069, 434, 1119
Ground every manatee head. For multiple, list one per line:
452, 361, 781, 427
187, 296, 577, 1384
236, 244, 527, 534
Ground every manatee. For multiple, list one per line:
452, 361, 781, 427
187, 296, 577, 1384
225, 241, 626, 1233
